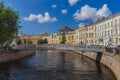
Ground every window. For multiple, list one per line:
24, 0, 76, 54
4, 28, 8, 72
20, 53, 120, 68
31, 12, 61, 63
111, 30, 113, 35
103, 32, 104, 36
116, 29, 117, 34
105, 31, 106, 36
86, 34, 88, 38
116, 38, 118, 44
108, 22, 109, 28
119, 18, 120, 27
106, 31, 108, 36
105, 23, 106, 29
111, 21, 112, 27
119, 28, 120, 34
68, 36, 70, 39
118, 28, 120, 34
115, 19, 117, 26
71, 36, 74, 39
108, 30, 110, 36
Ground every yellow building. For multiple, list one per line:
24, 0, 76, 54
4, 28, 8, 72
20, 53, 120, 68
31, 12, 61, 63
86, 23, 95, 44
57, 34, 62, 44
47, 33, 58, 44
65, 31, 75, 44
18, 33, 49, 44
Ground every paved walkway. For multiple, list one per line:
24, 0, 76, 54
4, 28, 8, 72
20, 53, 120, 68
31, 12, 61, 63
0, 49, 35, 64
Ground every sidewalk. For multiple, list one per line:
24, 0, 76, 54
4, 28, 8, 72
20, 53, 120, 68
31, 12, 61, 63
0, 49, 35, 64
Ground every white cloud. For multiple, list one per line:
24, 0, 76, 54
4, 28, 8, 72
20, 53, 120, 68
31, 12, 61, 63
68, 0, 79, 6
24, 12, 57, 23
73, 4, 112, 21
74, 4, 96, 20
51, 17, 58, 22
51, 4, 57, 8
61, 9, 67, 14
96, 4, 112, 18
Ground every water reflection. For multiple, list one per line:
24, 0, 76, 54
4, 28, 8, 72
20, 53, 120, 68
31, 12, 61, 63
0, 50, 116, 80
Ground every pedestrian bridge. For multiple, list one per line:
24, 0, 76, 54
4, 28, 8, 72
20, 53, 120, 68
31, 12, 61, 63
13, 44, 104, 53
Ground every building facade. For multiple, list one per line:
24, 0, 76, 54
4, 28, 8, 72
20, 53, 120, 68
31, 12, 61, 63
86, 23, 95, 44
65, 31, 75, 44
47, 33, 58, 44
95, 13, 120, 45
19, 33, 49, 44
18, 13, 120, 46
75, 25, 87, 44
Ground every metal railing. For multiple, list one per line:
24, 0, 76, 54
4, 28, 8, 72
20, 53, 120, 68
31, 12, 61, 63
13, 44, 104, 52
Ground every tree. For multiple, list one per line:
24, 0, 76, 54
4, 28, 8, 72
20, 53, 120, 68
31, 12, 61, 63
17, 39, 22, 44
0, 1, 20, 44
27, 40, 33, 44
37, 39, 44, 44
99, 38, 103, 42
98, 38, 103, 45
44, 38, 48, 44
37, 38, 48, 44
60, 33, 66, 44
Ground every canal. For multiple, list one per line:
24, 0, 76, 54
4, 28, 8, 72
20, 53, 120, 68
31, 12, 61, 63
0, 50, 116, 80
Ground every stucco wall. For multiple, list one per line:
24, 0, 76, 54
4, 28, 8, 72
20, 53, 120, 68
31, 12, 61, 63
74, 51, 120, 80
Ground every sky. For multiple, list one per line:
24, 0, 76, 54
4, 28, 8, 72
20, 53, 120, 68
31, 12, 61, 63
3, 0, 120, 34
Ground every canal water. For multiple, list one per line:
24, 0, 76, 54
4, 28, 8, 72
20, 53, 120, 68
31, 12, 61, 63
0, 50, 116, 80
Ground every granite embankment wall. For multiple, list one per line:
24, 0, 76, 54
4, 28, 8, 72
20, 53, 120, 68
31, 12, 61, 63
0, 49, 35, 64
74, 51, 120, 80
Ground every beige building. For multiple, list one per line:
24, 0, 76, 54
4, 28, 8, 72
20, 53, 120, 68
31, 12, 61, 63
95, 13, 120, 45
112, 13, 120, 45
75, 25, 87, 44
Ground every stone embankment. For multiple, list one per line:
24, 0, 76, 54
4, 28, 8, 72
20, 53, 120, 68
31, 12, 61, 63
74, 51, 120, 80
0, 49, 35, 64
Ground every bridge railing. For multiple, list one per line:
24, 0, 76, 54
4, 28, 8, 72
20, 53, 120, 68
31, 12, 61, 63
13, 44, 36, 50
14, 44, 104, 52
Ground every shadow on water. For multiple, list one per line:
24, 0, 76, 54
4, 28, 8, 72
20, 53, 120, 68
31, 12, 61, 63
96, 52, 102, 63
0, 64, 10, 80
95, 52, 102, 73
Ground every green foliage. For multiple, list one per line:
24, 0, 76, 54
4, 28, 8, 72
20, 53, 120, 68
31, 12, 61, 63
27, 40, 33, 44
44, 38, 48, 44
37, 38, 48, 44
37, 39, 44, 44
0, 1, 20, 44
60, 33, 66, 44
99, 38, 103, 42
17, 39, 22, 44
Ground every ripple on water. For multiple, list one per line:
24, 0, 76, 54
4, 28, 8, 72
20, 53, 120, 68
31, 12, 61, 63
0, 50, 116, 80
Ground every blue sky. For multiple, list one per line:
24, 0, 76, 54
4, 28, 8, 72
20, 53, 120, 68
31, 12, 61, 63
3, 0, 120, 34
